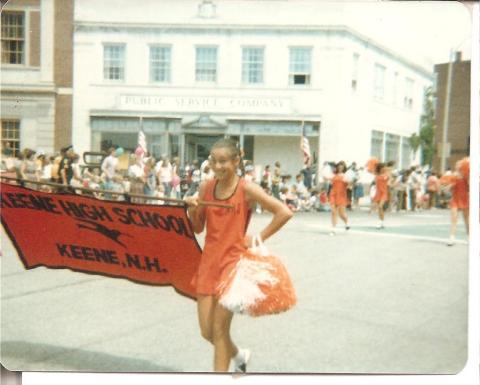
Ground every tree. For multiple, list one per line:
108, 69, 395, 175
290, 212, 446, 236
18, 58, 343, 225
409, 87, 436, 166
408, 133, 421, 160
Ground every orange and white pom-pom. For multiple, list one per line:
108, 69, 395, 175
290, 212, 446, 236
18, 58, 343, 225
217, 236, 296, 317
366, 157, 379, 173
458, 157, 469, 180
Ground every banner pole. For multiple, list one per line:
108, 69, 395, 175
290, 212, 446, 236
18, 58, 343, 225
0, 176, 233, 209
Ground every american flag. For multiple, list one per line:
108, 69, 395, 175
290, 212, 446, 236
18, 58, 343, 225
300, 121, 311, 166
136, 128, 147, 158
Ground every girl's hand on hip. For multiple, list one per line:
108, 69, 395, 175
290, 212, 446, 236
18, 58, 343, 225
243, 234, 253, 249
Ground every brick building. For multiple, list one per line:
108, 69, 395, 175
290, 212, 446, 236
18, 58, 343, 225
433, 52, 470, 173
1, 0, 74, 156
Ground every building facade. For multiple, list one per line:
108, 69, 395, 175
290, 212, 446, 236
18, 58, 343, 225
1, 0, 74, 156
432, 52, 470, 173
72, 0, 433, 176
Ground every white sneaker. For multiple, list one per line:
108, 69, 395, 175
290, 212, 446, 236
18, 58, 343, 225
233, 348, 251, 373
376, 222, 384, 229
329, 230, 336, 236
447, 236, 455, 246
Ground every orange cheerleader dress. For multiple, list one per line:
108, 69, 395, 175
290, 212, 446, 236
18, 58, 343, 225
329, 174, 348, 207
191, 177, 252, 296
450, 176, 469, 209
373, 174, 389, 203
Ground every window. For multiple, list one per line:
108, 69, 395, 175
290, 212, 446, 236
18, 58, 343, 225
1, 11, 24, 64
1, 120, 20, 157
404, 78, 414, 109
371, 130, 384, 160
150, 46, 171, 83
401, 137, 411, 169
351, 53, 359, 91
103, 44, 125, 81
433, 72, 439, 94
195, 46, 217, 82
385, 134, 400, 165
242, 47, 264, 84
374, 64, 386, 100
392, 72, 399, 105
289, 47, 311, 85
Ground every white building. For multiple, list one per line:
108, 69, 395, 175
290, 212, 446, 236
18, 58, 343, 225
1, 0, 74, 156
73, 0, 433, 176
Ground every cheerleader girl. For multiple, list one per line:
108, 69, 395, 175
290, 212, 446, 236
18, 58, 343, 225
442, 159, 469, 246
326, 161, 350, 235
184, 138, 293, 372
373, 162, 391, 229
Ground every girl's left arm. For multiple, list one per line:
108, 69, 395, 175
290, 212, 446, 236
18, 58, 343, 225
244, 181, 293, 245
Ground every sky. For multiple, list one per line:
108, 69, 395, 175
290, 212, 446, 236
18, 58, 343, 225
340, 1, 473, 67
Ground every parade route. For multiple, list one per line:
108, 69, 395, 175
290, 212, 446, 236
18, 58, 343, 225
1, 208, 468, 374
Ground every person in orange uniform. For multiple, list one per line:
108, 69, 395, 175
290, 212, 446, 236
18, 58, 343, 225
326, 161, 350, 235
184, 138, 293, 373
442, 158, 469, 246
373, 163, 391, 229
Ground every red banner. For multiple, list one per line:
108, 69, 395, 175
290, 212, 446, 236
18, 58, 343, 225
0, 182, 201, 299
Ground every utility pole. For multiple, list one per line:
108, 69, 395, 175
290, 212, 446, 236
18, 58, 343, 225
440, 50, 453, 174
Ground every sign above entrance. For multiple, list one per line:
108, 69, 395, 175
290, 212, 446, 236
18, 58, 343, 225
118, 95, 292, 114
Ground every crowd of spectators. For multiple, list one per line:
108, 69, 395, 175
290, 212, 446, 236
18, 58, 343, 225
1, 144, 455, 211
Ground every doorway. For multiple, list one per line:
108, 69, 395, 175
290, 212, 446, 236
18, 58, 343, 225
185, 134, 224, 164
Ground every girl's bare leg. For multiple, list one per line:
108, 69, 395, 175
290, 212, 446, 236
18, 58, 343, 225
338, 206, 348, 226
197, 295, 215, 344
331, 205, 338, 228
450, 207, 458, 238
378, 201, 385, 221
212, 302, 238, 372
462, 208, 469, 235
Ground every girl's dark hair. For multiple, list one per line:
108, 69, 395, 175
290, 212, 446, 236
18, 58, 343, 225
334, 161, 347, 174
375, 162, 385, 175
211, 138, 245, 176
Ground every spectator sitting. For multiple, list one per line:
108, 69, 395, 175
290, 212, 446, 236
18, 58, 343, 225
294, 174, 308, 200
316, 188, 331, 212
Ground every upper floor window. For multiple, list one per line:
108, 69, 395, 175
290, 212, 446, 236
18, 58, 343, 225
1, 119, 20, 157
289, 47, 311, 86
195, 46, 217, 82
242, 47, 264, 84
103, 44, 125, 81
404, 77, 414, 109
351, 53, 359, 91
374, 63, 386, 101
433, 72, 439, 94
150, 46, 171, 83
1, 11, 24, 64
392, 71, 399, 106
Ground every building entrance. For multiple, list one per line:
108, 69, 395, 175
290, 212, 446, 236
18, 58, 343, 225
185, 134, 224, 164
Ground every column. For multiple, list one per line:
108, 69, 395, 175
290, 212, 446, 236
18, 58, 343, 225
179, 134, 186, 168
40, 0, 54, 83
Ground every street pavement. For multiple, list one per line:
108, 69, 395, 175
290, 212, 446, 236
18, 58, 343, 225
0, 207, 468, 374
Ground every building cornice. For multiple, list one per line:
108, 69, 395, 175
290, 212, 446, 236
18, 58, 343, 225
75, 21, 433, 78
